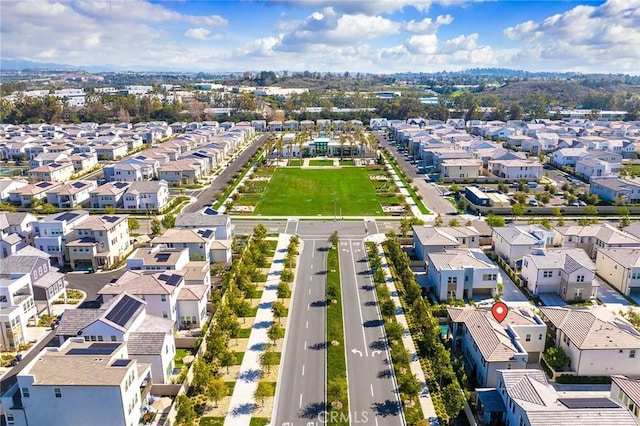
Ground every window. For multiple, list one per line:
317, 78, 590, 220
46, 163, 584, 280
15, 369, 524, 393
576, 275, 585, 282
54, 388, 62, 398
21, 387, 29, 398
539, 334, 543, 340
526, 334, 531, 342
0, 295, 7, 303
6, 413, 14, 424
447, 277, 458, 285
111, 335, 117, 342
631, 349, 636, 358
161, 295, 166, 302
162, 311, 168, 319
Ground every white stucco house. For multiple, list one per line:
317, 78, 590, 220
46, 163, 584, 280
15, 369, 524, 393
595, 247, 640, 296
492, 225, 555, 269
521, 248, 597, 302
448, 307, 546, 387
540, 306, 640, 377
426, 248, 499, 300
412, 225, 480, 261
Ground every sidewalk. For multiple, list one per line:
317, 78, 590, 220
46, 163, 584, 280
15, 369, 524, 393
224, 234, 291, 426
383, 158, 436, 223
368, 234, 438, 419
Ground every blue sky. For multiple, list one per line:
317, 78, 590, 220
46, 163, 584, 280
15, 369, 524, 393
1, 0, 639, 74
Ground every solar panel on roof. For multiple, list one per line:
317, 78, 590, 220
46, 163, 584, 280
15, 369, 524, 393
198, 229, 213, 238
56, 212, 78, 222
72, 182, 86, 188
111, 359, 132, 367
155, 253, 171, 262
104, 296, 143, 327
558, 398, 620, 409
37, 181, 52, 188
104, 216, 119, 223
114, 182, 128, 189
68, 342, 120, 356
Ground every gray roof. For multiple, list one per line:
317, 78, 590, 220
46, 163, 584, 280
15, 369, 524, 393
56, 308, 105, 336
126, 180, 167, 194
3, 212, 36, 226
540, 306, 640, 350
612, 375, 640, 405
127, 332, 166, 355
524, 248, 595, 273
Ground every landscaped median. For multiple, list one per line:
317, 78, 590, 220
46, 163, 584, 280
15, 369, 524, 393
326, 232, 349, 424
381, 150, 430, 215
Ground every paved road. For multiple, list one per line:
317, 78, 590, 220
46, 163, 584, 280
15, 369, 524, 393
273, 238, 329, 425
65, 269, 126, 302
339, 238, 403, 424
184, 133, 270, 213
0, 330, 56, 394
374, 134, 456, 216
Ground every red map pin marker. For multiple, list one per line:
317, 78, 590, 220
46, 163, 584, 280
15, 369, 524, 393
492, 302, 509, 323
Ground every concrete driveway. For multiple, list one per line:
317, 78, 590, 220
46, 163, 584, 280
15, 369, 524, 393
498, 269, 531, 305
596, 279, 631, 310
538, 293, 569, 307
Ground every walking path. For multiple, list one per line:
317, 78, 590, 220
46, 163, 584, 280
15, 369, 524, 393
224, 234, 291, 426
367, 233, 438, 419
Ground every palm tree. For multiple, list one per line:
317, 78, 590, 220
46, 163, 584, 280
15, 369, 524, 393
275, 134, 284, 164
349, 135, 356, 161
339, 134, 347, 161
288, 134, 294, 162
297, 132, 304, 159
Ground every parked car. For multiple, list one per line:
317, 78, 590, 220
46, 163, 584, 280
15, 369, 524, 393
578, 200, 587, 206
529, 199, 538, 206
569, 201, 579, 206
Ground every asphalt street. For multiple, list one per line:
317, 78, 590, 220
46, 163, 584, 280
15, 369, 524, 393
273, 238, 329, 426
183, 133, 270, 213
374, 133, 456, 217
339, 239, 403, 425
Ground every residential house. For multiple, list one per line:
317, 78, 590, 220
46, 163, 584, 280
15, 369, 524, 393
27, 162, 75, 183
32, 210, 90, 267
89, 182, 130, 209
0, 178, 28, 201
611, 376, 640, 423
0, 246, 66, 317
412, 225, 480, 261
157, 159, 202, 184
95, 143, 128, 160
521, 248, 597, 302
575, 158, 619, 181
0, 212, 37, 248
150, 228, 214, 263
0, 272, 37, 352
54, 292, 176, 384
45, 180, 97, 209
440, 158, 483, 179
595, 247, 640, 296
590, 177, 640, 204
9, 181, 61, 207
29, 152, 69, 168
555, 223, 640, 258
447, 307, 546, 387
492, 225, 555, 268
505, 134, 534, 149
540, 306, 640, 377
69, 152, 98, 172
99, 270, 209, 330
1, 338, 152, 426
66, 215, 131, 271
426, 249, 499, 300
122, 180, 169, 211
489, 159, 543, 180
126, 246, 190, 273
475, 369, 637, 426
551, 148, 588, 167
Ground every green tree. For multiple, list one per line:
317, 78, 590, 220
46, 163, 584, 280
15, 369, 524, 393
620, 215, 632, 229
277, 281, 291, 301
253, 223, 267, 242
329, 231, 339, 247
381, 299, 396, 318
260, 346, 279, 373
272, 301, 287, 323
40, 203, 56, 214
448, 218, 460, 227
190, 359, 211, 393
104, 205, 116, 214
398, 372, 421, 397
233, 299, 253, 323
486, 214, 505, 227
162, 213, 176, 229
150, 217, 162, 236
512, 203, 526, 217
434, 213, 443, 227
219, 350, 236, 374
175, 394, 196, 426
544, 346, 570, 370
267, 322, 285, 346
442, 382, 465, 418
385, 321, 405, 343
584, 205, 598, 216
128, 217, 140, 232
207, 377, 227, 408
254, 381, 272, 406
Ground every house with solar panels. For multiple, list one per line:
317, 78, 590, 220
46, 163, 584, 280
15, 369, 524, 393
8, 181, 62, 207
99, 270, 210, 330
475, 369, 637, 426
45, 180, 97, 209
150, 228, 216, 264
1, 337, 153, 426
32, 210, 90, 267
66, 215, 131, 271
54, 292, 176, 384
89, 181, 130, 209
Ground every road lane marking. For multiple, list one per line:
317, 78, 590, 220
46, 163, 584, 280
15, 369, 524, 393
307, 304, 310, 311
375, 417, 379, 426
348, 240, 369, 357
299, 393, 303, 408
308, 289, 311, 295
302, 365, 305, 376
306, 321, 308, 329
309, 276, 312, 281
304, 341, 307, 350
370, 384, 374, 397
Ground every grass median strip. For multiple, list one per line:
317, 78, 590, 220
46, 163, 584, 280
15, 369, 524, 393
382, 151, 430, 215
326, 239, 349, 424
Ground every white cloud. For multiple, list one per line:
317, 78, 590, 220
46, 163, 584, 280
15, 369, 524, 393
405, 14, 453, 33
503, 0, 640, 72
185, 28, 211, 40
404, 34, 438, 54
